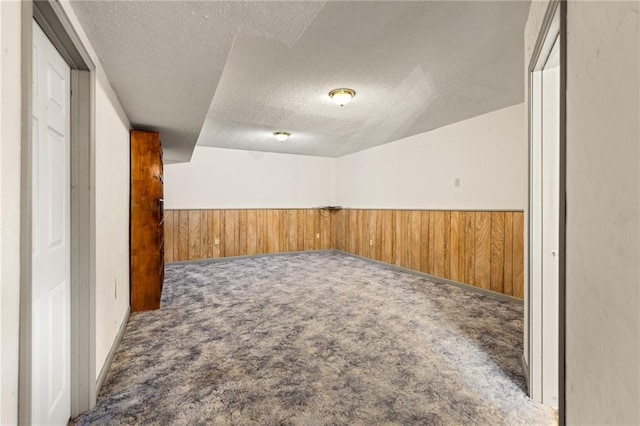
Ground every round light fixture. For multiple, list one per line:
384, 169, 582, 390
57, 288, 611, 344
329, 88, 356, 107
273, 131, 291, 142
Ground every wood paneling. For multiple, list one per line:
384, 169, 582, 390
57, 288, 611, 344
163, 208, 525, 299
513, 213, 525, 298
335, 209, 525, 299
164, 209, 337, 262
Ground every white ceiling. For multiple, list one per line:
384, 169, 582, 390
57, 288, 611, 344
70, 1, 530, 161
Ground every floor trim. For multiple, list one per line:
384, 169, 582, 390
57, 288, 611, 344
336, 251, 523, 304
165, 249, 336, 266
95, 306, 130, 394
521, 353, 531, 395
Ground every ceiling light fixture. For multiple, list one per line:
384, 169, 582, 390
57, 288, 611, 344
273, 131, 291, 142
328, 88, 356, 107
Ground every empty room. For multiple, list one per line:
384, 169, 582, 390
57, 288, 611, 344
1, 0, 639, 425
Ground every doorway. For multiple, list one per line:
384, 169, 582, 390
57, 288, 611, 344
20, 1, 97, 423
527, 0, 566, 420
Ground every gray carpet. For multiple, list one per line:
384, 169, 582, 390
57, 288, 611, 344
76, 251, 553, 425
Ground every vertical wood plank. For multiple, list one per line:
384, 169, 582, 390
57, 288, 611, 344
212, 210, 221, 258
334, 210, 344, 251
474, 212, 491, 290
305, 209, 315, 251
503, 212, 514, 296
282, 210, 290, 252
457, 211, 466, 284
297, 210, 305, 252
403, 211, 412, 268
237, 210, 247, 256
164, 210, 174, 263
178, 210, 189, 261
450, 211, 460, 281
287, 210, 298, 252
206, 210, 213, 259
410, 211, 421, 271
267, 210, 279, 253
490, 212, 505, 294
381, 210, 393, 263
256, 209, 265, 254
513, 212, 525, 298
329, 210, 339, 249
428, 211, 436, 275
188, 210, 201, 260
375, 210, 383, 260
200, 210, 211, 259
392, 211, 402, 266
464, 212, 476, 286
321, 210, 331, 250
313, 209, 321, 250
433, 211, 445, 277
443, 211, 451, 278
367, 210, 377, 260
420, 211, 430, 274
348, 210, 358, 254
246, 210, 257, 255
357, 210, 366, 257
223, 210, 236, 257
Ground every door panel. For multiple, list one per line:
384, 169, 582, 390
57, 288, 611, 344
32, 21, 71, 425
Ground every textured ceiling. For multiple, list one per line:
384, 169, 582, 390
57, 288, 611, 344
70, 1, 530, 161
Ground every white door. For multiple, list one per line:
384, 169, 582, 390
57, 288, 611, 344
31, 21, 71, 425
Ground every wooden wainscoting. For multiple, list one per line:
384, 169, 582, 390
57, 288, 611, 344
334, 210, 524, 298
164, 209, 334, 262
164, 208, 524, 299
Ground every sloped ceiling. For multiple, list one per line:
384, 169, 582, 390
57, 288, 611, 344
70, 1, 530, 161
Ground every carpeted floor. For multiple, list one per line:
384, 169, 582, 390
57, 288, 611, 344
75, 251, 553, 425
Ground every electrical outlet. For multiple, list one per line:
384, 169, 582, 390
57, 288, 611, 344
454, 178, 460, 187
214, 238, 220, 245
316, 233, 320, 239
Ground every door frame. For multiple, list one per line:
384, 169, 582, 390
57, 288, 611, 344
526, 0, 567, 423
19, 1, 97, 423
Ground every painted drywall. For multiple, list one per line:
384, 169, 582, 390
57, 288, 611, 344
564, 1, 639, 423
0, 2, 22, 424
164, 146, 336, 209
336, 104, 526, 210
526, 1, 640, 423
93, 76, 130, 378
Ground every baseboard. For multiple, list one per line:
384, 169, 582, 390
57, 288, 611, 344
336, 250, 523, 304
521, 353, 531, 396
165, 249, 336, 266
95, 306, 130, 394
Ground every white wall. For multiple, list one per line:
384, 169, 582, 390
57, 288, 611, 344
0, 2, 22, 424
336, 104, 526, 210
58, 0, 132, 382
164, 146, 336, 209
94, 76, 130, 378
564, 1, 639, 423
